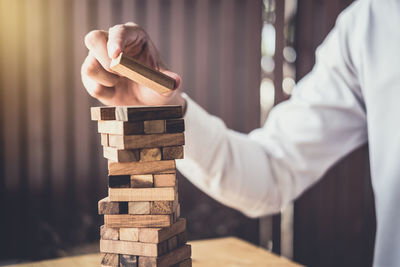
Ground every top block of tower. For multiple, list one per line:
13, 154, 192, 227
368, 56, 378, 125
110, 52, 176, 94
91, 105, 183, 122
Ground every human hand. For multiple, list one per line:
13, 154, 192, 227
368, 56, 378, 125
81, 22, 185, 107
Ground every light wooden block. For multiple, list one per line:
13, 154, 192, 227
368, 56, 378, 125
162, 146, 184, 160
165, 119, 185, 133
91, 105, 182, 122
150, 201, 178, 215
98, 120, 144, 135
101, 133, 109, 146
100, 225, 119, 240
138, 218, 186, 243
101, 253, 119, 267
140, 148, 162, 162
119, 254, 137, 267
110, 53, 176, 94
144, 120, 166, 134
138, 245, 191, 267
100, 239, 163, 257
104, 214, 174, 228
153, 174, 176, 187
108, 133, 184, 150
119, 228, 139, 242
104, 147, 140, 163
108, 160, 176, 176
109, 187, 176, 202
98, 197, 128, 215
131, 174, 154, 188
128, 201, 151, 215
109, 175, 131, 188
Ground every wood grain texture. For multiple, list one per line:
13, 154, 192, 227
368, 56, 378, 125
98, 197, 128, 215
104, 214, 174, 228
98, 120, 144, 135
162, 146, 184, 160
119, 228, 139, 242
109, 187, 176, 202
129, 201, 151, 215
138, 244, 191, 267
108, 160, 176, 176
100, 239, 162, 257
153, 174, 177, 187
108, 133, 184, 150
119, 254, 137, 267
151, 201, 178, 215
91, 105, 183, 122
167, 236, 178, 251
131, 174, 154, 188
101, 253, 119, 267
140, 148, 162, 162
104, 147, 140, 163
100, 225, 119, 241
144, 120, 165, 134
165, 119, 185, 133
138, 218, 186, 243
110, 53, 175, 94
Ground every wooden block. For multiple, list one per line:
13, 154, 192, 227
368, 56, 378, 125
104, 147, 140, 163
119, 228, 139, 242
100, 239, 165, 257
129, 201, 151, 215
104, 214, 174, 228
91, 106, 116, 121
119, 254, 138, 267
140, 148, 162, 162
162, 146, 183, 160
167, 236, 178, 251
165, 119, 185, 133
138, 245, 191, 267
138, 218, 186, 243
144, 120, 165, 134
172, 258, 192, 267
150, 201, 177, 215
101, 253, 119, 267
108, 133, 184, 150
131, 174, 154, 188
99, 197, 128, 214
101, 133, 109, 146
98, 120, 144, 135
91, 105, 182, 122
109, 175, 131, 188
109, 187, 176, 202
110, 53, 176, 94
101, 225, 120, 240
108, 160, 176, 176
177, 231, 188, 246
153, 174, 176, 187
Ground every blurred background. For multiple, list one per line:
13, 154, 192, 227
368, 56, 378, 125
0, 0, 375, 266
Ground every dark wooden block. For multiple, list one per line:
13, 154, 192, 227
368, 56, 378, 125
119, 254, 138, 267
162, 146, 184, 160
166, 119, 184, 133
91, 106, 182, 122
109, 175, 131, 188
138, 245, 191, 267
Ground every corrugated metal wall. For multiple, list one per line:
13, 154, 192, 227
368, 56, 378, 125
0, 0, 262, 260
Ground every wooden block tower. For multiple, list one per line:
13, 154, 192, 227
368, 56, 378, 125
90, 53, 192, 267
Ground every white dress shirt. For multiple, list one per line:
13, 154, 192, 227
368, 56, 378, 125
177, 0, 400, 265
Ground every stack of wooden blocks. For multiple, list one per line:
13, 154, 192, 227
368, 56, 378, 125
91, 105, 192, 267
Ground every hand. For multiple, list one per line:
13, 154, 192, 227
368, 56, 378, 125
81, 22, 185, 107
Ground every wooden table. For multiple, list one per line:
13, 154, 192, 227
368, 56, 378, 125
8, 237, 304, 267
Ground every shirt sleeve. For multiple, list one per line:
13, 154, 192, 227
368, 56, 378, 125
176, 1, 368, 217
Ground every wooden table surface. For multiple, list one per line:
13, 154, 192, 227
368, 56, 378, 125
8, 237, 304, 267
